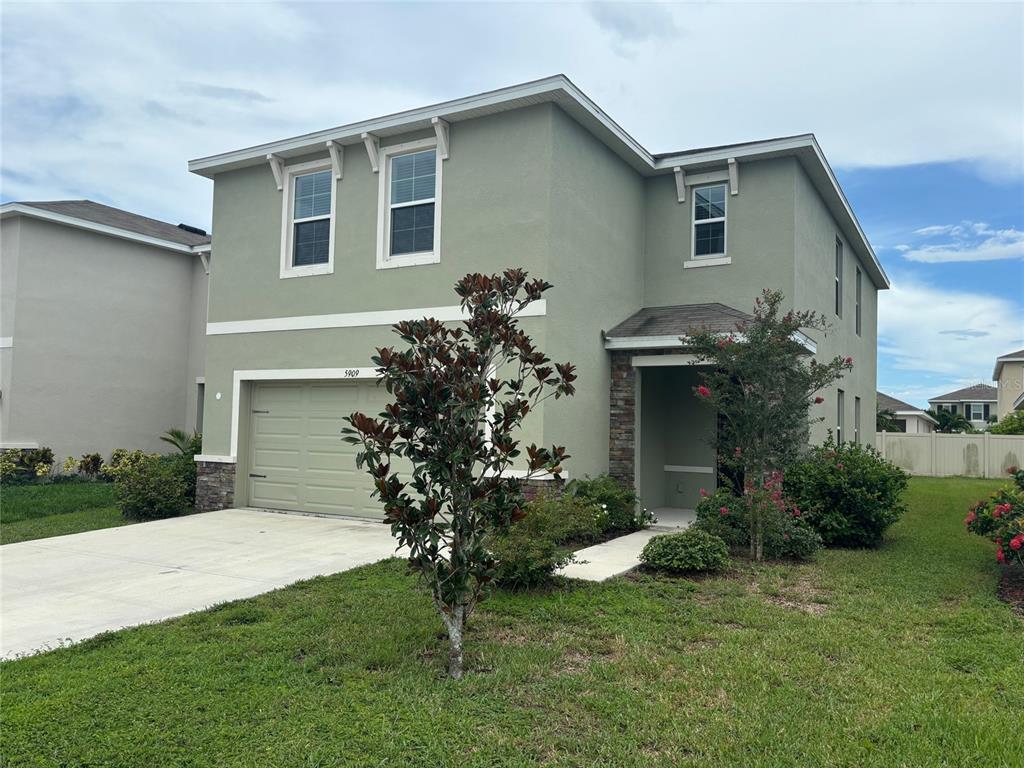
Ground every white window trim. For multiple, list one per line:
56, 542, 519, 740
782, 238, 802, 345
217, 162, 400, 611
279, 159, 336, 279
691, 183, 727, 261
376, 137, 442, 270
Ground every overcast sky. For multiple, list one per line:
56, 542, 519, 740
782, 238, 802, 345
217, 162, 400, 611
2, 1, 1022, 407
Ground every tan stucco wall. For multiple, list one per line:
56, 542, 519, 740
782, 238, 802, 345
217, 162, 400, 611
997, 361, 1024, 420
0, 216, 207, 458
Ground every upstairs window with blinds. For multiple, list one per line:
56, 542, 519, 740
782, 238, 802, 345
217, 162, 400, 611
389, 149, 437, 257
693, 184, 727, 258
291, 169, 332, 267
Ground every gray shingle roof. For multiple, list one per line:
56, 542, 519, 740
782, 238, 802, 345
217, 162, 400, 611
928, 383, 997, 403
606, 303, 751, 338
18, 200, 210, 247
997, 348, 1024, 360
877, 392, 921, 412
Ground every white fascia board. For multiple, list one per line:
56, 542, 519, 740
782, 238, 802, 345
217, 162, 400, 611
1013, 391, 1024, 410
188, 75, 655, 176
894, 409, 939, 425
192, 242, 212, 253
607, 329, 815, 354
0, 204, 198, 255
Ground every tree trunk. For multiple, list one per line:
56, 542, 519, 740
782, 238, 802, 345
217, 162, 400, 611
441, 604, 466, 679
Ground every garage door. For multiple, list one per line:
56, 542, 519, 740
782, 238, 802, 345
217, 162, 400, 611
248, 381, 390, 517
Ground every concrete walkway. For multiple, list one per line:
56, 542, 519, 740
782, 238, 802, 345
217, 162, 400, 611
1, 509, 399, 659
558, 509, 697, 582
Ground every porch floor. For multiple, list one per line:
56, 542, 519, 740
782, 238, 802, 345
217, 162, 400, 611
557, 507, 696, 583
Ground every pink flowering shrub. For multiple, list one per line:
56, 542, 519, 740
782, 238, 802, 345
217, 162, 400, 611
965, 468, 1024, 567
694, 475, 821, 561
785, 435, 908, 548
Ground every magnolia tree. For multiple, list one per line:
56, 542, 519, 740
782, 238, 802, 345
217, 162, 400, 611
343, 270, 576, 678
687, 289, 852, 560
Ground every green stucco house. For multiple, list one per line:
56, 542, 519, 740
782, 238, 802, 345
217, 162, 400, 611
188, 75, 889, 520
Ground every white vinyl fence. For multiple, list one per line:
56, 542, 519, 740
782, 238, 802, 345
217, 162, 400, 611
876, 431, 1024, 478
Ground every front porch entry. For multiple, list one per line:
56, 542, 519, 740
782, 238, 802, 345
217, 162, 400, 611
609, 351, 718, 525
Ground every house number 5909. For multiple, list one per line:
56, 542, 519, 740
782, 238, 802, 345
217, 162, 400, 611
344, 369, 361, 378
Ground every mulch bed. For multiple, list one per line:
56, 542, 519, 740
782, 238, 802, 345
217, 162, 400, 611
997, 564, 1024, 616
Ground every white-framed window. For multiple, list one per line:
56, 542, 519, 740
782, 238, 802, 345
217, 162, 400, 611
854, 396, 861, 444
280, 160, 335, 279
376, 138, 441, 269
855, 266, 862, 336
837, 388, 845, 443
692, 184, 727, 259
968, 403, 986, 421
835, 237, 844, 317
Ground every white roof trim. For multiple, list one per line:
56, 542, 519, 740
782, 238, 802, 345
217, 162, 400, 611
993, 356, 1024, 380
605, 330, 816, 355
0, 203, 209, 255
892, 409, 939, 425
1014, 391, 1024, 410
187, 75, 885, 289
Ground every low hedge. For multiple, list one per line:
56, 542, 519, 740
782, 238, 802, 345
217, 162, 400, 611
640, 528, 729, 574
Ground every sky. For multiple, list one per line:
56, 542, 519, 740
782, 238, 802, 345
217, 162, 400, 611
2, 1, 1022, 408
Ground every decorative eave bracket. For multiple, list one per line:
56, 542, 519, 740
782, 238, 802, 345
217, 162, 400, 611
673, 166, 686, 203
432, 117, 450, 160
728, 158, 739, 195
267, 153, 284, 191
361, 132, 380, 173
326, 140, 344, 180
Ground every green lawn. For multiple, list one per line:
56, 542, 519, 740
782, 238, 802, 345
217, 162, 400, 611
2, 477, 1021, 767
0, 482, 129, 544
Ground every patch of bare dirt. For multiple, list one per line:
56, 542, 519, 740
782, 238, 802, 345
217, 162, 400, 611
749, 573, 830, 616
997, 565, 1024, 616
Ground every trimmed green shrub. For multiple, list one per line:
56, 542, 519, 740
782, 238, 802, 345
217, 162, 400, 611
990, 411, 1024, 435
785, 437, 908, 548
694, 485, 821, 561
490, 492, 608, 589
113, 454, 189, 520
563, 474, 651, 532
640, 528, 730, 574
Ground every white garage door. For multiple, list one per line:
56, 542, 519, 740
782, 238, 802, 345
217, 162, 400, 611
248, 381, 389, 518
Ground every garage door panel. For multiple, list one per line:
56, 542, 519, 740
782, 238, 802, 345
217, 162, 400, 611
249, 381, 389, 518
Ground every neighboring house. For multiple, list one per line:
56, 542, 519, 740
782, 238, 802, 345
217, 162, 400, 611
187, 74, 887, 518
993, 348, 1024, 419
877, 391, 936, 434
928, 383, 998, 430
0, 201, 210, 459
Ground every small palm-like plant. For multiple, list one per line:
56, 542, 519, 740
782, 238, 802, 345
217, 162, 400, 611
160, 428, 202, 454
926, 409, 973, 434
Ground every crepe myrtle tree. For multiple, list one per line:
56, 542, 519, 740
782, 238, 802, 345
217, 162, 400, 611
687, 289, 852, 560
343, 270, 576, 679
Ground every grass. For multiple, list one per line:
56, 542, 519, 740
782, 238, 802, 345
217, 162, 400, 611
2, 477, 1022, 767
0, 481, 130, 544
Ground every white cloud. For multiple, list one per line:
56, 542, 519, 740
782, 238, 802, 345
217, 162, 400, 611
0, 2, 1021, 229
878, 277, 1024, 392
897, 221, 1024, 263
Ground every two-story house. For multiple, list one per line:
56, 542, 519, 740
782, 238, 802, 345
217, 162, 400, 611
0, 201, 210, 459
188, 75, 887, 519
928, 383, 998, 430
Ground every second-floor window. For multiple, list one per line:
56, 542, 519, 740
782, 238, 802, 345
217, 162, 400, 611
280, 160, 335, 278
835, 237, 844, 317
377, 139, 442, 269
855, 266, 862, 336
693, 184, 726, 258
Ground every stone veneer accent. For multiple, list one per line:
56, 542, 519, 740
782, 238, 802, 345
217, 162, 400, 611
522, 476, 564, 500
609, 350, 638, 486
195, 460, 236, 512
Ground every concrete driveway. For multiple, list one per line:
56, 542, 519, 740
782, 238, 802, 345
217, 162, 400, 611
1, 509, 399, 659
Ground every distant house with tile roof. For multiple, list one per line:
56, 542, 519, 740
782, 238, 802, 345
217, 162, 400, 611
927, 383, 997, 430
